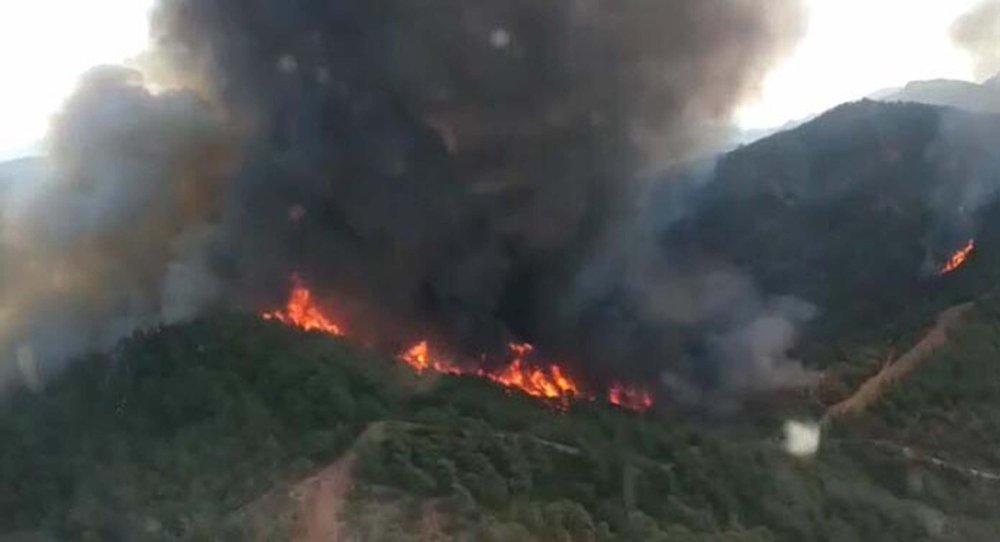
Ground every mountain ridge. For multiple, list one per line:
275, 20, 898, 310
872, 73, 1000, 114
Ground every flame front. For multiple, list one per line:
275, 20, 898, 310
262, 282, 344, 335
939, 239, 975, 275
402, 340, 581, 402
262, 281, 651, 411
484, 343, 581, 401
608, 383, 654, 412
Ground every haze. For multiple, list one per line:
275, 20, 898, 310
737, 0, 986, 129
0, 0, 990, 159
0, 0, 153, 160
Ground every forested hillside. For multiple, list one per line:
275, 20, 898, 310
657, 101, 1000, 356
2, 300, 1000, 540
5, 100, 1000, 540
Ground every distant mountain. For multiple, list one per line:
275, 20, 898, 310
726, 116, 810, 150
0, 141, 43, 163
722, 73, 998, 155
872, 73, 1000, 114
0, 156, 47, 184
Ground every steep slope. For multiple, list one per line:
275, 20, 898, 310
824, 302, 973, 420
0, 316, 401, 539
4, 310, 1000, 541
5, 101, 1000, 540
656, 100, 1000, 355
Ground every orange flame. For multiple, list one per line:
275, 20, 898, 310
399, 340, 581, 401
262, 282, 344, 335
939, 239, 975, 275
483, 343, 581, 401
400, 340, 463, 375
262, 281, 652, 411
608, 383, 654, 412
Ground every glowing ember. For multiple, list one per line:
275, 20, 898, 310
939, 239, 975, 275
608, 383, 654, 412
262, 282, 344, 335
262, 280, 653, 411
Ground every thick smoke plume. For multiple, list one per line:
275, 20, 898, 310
952, 0, 1000, 81
2, 0, 806, 398
0, 67, 232, 390
563, 165, 818, 398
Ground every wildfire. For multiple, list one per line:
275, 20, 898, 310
263, 281, 652, 412
261, 282, 345, 335
939, 239, 975, 275
400, 340, 463, 375
608, 383, 654, 412
401, 340, 582, 402
484, 343, 581, 401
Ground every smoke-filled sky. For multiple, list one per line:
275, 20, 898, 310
0, 0, 997, 399
0, 0, 811, 395
0, 0, 155, 160
0, 0, 993, 161
736, 0, 990, 129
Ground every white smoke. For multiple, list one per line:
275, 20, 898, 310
783, 420, 821, 457
952, 1, 1000, 81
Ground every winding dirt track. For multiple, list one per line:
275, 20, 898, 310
291, 422, 388, 542
824, 302, 974, 422
231, 423, 388, 541
822, 301, 1000, 485
254, 306, 983, 539
291, 450, 356, 541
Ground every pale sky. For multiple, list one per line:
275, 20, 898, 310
736, 0, 983, 129
0, 0, 988, 160
0, 0, 154, 161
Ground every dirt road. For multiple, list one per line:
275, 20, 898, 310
290, 422, 388, 541
290, 450, 356, 541
231, 422, 389, 541
824, 302, 974, 421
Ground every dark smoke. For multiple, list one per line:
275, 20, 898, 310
952, 1, 1000, 81
3, 0, 807, 398
0, 66, 233, 391
556, 161, 818, 397
151, 0, 803, 386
